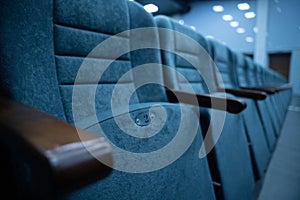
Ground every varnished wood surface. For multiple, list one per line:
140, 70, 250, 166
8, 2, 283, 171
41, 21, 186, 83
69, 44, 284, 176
0, 97, 113, 197
167, 89, 247, 114
218, 87, 267, 100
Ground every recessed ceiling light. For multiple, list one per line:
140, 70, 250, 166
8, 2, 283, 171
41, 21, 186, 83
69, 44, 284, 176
143, 4, 159, 13
245, 37, 254, 43
236, 27, 245, 33
237, 3, 250, 10
206, 35, 215, 39
230, 21, 239, 27
244, 12, 256, 19
222, 14, 233, 21
190, 26, 196, 30
212, 5, 224, 12
178, 19, 185, 25
253, 27, 258, 33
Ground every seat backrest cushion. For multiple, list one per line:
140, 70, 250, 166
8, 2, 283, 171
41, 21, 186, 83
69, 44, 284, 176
244, 57, 259, 86
54, 0, 141, 124
155, 15, 216, 94
1, 0, 170, 125
235, 53, 253, 87
207, 39, 239, 89
1, 0, 66, 120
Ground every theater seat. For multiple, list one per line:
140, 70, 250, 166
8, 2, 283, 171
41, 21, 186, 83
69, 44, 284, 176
255, 63, 292, 126
234, 55, 292, 135
234, 53, 278, 150
155, 15, 256, 200
254, 64, 287, 131
246, 60, 285, 137
206, 39, 271, 179
0, 0, 216, 199
243, 58, 291, 137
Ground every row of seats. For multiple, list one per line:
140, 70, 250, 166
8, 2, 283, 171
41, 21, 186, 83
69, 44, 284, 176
0, 0, 292, 199
155, 15, 290, 199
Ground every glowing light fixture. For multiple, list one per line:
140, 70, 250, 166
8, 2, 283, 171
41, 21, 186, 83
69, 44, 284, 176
253, 27, 258, 33
230, 21, 239, 27
222, 14, 233, 21
206, 35, 215, 39
143, 4, 159, 13
178, 19, 185, 25
190, 26, 196, 30
236, 27, 245, 34
244, 12, 256, 19
245, 37, 254, 43
212, 5, 224, 12
237, 3, 250, 10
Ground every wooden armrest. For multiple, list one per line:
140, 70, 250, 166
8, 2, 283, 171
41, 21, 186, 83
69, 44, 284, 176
0, 97, 112, 198
240, 86, 276, 94
241, 84, 291, 94
264, 83, 292, 92
218, 88, 267, 100
166, 89, 247, 114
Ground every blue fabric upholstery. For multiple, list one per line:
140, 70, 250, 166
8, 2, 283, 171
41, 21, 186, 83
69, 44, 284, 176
255, 63, 291, 131
254, 63, 283, 134
245, 58, 281, 143
207, 39, 271, 179
53, 0, 135, 124
67, 104, 215, 200
155, 15, 213, 94
64, 2, 215, 199
234, 54, 278, 150
0, 0, 66, 120
155, 15, 255, 200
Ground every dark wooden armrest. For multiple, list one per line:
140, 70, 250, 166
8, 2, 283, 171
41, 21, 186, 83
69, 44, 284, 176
240, 86, 276, 94
264, 83, 292, 92
0, 97, 112, 198
218, 88, 267, 100
279, 83, 292, 90
166, 89, 247, 114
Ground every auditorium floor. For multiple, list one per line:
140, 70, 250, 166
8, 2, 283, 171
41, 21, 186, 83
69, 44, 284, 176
257, 95, 300, 200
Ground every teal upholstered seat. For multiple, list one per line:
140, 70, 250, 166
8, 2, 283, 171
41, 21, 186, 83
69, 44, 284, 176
254, 63, 292, 131
235, 54, 279, 150
155, 15, 255, 200
207, 39, 271, 179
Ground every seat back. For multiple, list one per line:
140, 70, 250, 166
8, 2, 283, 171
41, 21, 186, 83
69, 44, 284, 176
1, 0, 168, 125
255, 64, 265, 86
235, 54, 258, 88
155, 15, 216, 94
207, 38, 239, 89
234, 52, 251, 88
245, 58, 260, 87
